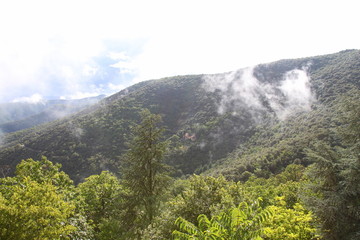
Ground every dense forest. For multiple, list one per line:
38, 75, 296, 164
0, 50, 359, 239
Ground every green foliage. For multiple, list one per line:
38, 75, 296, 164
121, 109, 172, 231
173, 169, 318, 240
77, 171, 123, 237
242, 164, 304, 208
336, 89, 360, 148
264, 197, 318, 240
207, 106, 335, 181
303, 90, 360, 239
15, 156, 74, 192
0, 157, 104, 239
0, 156, 319, 239
174, 215, 222, 239
142, 175, 244, 239
236, 165, 320, 239
0, 50, 359, 239
170, 175, 243, 222
0, 160, 76, 240
173, 199, 272, 240
143, 165, 317, 239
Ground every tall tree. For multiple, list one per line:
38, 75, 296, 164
121, 109, 171, 228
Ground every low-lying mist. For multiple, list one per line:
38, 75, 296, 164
203, 65, 316, 120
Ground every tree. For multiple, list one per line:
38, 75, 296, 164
15, 156, 74, 194
0, 177, 75, 240
121, 109, 171, 227
0, 157, 87, 240
263, 197, 318, 240
173, 199, 272, 240
170, 175, 243, 223
77, 171, 123, 239
141, 175, 243, 240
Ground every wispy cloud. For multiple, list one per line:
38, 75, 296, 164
12, 94, 45, 104
275, 68, 315, 119
108, 83, 125, 92
203, 66, 316, 120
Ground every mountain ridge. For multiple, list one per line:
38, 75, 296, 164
0, 50, 359, 182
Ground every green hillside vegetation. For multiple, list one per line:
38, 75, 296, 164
207, 103, 336, 181
0, 74, 255, 181
0, 50, 359, 239
0, 111, 322, 239
0, 50, 358, 183
2, 96, 359, 239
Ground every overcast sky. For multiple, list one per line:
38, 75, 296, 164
0, 0, 359, 102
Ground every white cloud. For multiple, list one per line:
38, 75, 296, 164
109, 52, 130, 61
82, 65, 98, 76
109, 52, 136, 74
108, 83, 125, 92
280, 69, 314, 109
0, 0, 359, 102
270, 68, 316, 120
12, 93, 45, 104
123, 0, 360, 83
65, 92, 101, 100
59, 82, 125, 100
111, 60, 137, 75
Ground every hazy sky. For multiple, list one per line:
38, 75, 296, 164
0, 0, 359, 102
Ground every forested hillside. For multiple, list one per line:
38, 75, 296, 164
0, 50, 359, 239
0, 50, 359, 182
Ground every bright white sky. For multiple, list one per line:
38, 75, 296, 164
0, 0, 359, 102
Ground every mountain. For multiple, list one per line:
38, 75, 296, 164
0, 95, 105, 133
0, 50, 359, 182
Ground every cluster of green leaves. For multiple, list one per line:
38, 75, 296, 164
0, 157, 128, 240
264, 198, 316, 240
173, 200, 272, 240
141, 164, 319, 240
0, 157, 77, 240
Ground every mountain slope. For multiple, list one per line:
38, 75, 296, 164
0, 96, 105, 133
0, 50, 359, 182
